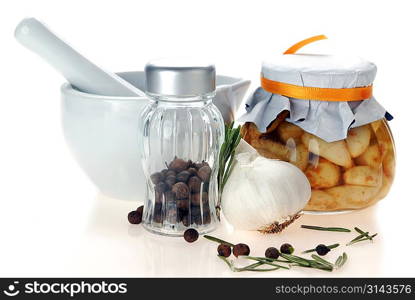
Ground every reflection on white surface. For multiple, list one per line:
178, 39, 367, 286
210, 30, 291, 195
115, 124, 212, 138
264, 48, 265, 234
66, 194, 384, 277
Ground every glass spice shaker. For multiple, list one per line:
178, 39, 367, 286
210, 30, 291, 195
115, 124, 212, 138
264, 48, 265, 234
140, 59, 224, 236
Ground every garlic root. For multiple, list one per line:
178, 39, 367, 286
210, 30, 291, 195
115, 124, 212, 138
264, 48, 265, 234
258, 213, 302, 234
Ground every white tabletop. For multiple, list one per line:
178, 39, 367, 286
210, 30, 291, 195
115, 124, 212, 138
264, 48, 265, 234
0, 152, 410, 277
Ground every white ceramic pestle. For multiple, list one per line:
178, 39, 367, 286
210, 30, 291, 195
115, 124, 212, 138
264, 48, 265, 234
15, 18, 145, 97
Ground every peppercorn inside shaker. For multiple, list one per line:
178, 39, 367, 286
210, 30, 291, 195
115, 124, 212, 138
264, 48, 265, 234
140, 59, 225, 236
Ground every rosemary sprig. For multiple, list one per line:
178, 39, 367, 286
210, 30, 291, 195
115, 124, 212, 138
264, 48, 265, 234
301, 225, 351, 232
355, 227, 373, 241
204, 235, 235, 247
294, 263, 333, 272
311, 254, 334, 268
256, 257, 291, 264
280, 253, 311, 267
243, 256, 290, 269
302, 243, 340, 254
346, 232, 369, 245
335, 253, 348, 269
346, 227, 378, 246
347, 233, 378, 246
218, 255, 235, 270
216, 122, 242, 220
281, 254, 333, 271
218, 256, 280, 272
241, 267, 280, 272
245, 262, 264, 269
217, 250, 345, 272
208, 234, 348, 273
247, 255, 334, 272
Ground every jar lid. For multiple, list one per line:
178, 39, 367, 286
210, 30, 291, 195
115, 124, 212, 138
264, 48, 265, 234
262, 54, 377, 90
145, 58, 216, 97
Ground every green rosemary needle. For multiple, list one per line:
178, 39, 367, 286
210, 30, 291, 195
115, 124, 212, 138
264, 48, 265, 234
218, 256, 280, 272
347, 233, 378, 246
246, 262, 264, 269
308, 262, 333, 272
243, 256, 290, 269
280, 253, 311, 267
301, 225, 351, 232
261, 257, 291, 264
216, 123, 242, 219
204, 235, 235, 247
311, 254, 334, 268
218, 255, 235, 271
234, 261, 265, 272
335, 255, 342, 267
291, 259, 333, 272
302, 243, 340, 254
335, 253, 348, 269
241, 266, 281, 272
346, 232, 369, 245
340, 253, 348, 267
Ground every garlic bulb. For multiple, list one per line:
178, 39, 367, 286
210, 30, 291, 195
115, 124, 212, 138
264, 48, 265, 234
221, 140, 311, 233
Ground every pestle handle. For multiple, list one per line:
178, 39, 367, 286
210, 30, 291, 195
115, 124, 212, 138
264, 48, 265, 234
15, 18, 145, 97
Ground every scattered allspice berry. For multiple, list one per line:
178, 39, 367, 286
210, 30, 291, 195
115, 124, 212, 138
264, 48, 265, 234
280, 243, 294, 254
265, 247, 280, 259
233, 243, 250, 257
183, 228, 199, 243
316, 244, 331, 256
127, 210, 142, 224
172, 182, 190, 199
217, 244, 232, 257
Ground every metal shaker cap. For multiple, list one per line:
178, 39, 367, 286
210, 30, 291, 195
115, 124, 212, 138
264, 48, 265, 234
145, 58, 216, 97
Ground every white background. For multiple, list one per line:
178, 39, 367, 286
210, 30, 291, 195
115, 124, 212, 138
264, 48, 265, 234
0, 0, 414, 277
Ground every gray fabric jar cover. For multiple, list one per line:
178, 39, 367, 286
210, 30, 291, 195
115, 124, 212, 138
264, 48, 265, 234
239, 53, 390, 142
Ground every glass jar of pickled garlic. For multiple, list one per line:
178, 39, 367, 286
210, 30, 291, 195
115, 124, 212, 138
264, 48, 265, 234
239, 36, 395, 212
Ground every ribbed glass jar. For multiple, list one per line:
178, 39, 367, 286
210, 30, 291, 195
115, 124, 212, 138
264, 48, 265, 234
140, 93, 224, 236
